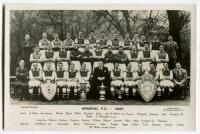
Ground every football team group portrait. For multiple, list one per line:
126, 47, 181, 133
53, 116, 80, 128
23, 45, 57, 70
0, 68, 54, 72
9, 10, 191, 105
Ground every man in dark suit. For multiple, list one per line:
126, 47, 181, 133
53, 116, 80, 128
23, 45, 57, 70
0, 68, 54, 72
15, 60, 29, 100
90, 60, 111, 99
172, 62, 187, 100
164, 36, 178, 69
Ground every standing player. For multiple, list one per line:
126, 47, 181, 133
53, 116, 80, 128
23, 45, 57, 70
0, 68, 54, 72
56, 44, 70, 71
30, 46, 43, 71
66, 63, 80, 99
131, 33, 140, 50
151, 35, 161, 62
28, 63, 42, 100
88, 31, 97, 49
155, 44, 169, 71
123, 63, 139, 98
98, 31, 108, 52
111, 33, 121, 54
55, 62, 67, 100
110, 63, 124, 100
104, 45, 115, 72
158, 62, 174, 98
93, 42, 104, 70
140, 43, 152, 71
42, 45, 56, 71
123, 34, 132, 54
70, 44, 82, 71
63, 33, 74, 51
51, 33, 62, 51
138, 35, 149, 51
75, 31, 87, 52
115, 46, 129, 72
39, 32, 50, 53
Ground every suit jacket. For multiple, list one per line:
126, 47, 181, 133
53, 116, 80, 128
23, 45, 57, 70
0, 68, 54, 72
164, 41, 178, 59
172, 68, 187, 83
93, 66, 110, 81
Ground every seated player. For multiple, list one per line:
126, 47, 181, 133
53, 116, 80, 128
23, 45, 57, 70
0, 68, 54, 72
110, 63, 124, 100
42, 45, 56, 71
30, 46, 42, 70
123, 34, 132, 54
56, 44, 70, 71
78, 63, 91, 96
115, 46, 129, 72
55, 62, 67, 100
98, 31, 108, 52
51, 33, 62, 51
66, 63, 80, 99
70, 44, 82, 71
15, 60, 29, 100
172, 62, 187, 100
137, 62, 145, 80
39, 32, 50, 53
75, 31, 87, 52
110, 33, 122, 54
140, 43, 152, 71
151, 35, 161, 62
155, 44, 169, 71
158, 62, 174, 98
81, 44, 93, 72
93, 42, 104, 70
104, 45, 115, 72
128, 45, 140, 71
148, 62, 161, 98
29, 63, 42, 100
63, 33, 75, 51
42, 62, 56, 82
123, 63, 139, 98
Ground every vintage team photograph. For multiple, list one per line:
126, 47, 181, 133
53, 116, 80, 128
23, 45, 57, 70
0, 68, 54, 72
9, 9, 191, 105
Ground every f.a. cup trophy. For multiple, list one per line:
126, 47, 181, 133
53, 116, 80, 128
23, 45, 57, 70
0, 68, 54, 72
79, 82, 87, 102
99, 83, 106, 101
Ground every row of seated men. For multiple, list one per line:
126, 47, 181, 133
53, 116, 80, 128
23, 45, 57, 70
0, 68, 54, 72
30, 42, 169, 74
15, 58, 187, 101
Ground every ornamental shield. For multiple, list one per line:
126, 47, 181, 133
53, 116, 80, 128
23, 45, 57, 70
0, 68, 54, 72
41, 80, 57, 101
138, 73, 157, 102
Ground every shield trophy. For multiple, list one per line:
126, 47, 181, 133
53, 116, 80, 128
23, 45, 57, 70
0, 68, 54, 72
138, 73, 157, 102
41, 80, 57, 101
79, 82, 87, 102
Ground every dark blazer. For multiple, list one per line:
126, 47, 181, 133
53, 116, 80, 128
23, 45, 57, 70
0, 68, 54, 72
93, 66, 110, 81
172, 68, 187, 83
